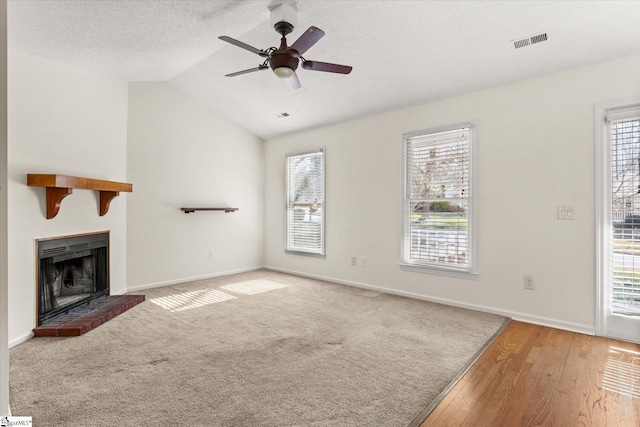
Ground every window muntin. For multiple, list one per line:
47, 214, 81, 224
286, 148, 325, 255
402, 124, 475, 274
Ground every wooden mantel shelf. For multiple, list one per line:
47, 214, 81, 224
181, 208, 238, 214
27, 174, 133, 219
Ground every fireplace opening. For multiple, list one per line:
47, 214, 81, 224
36, 231, 109, 325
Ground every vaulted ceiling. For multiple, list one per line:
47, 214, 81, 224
7, 1, 640, 140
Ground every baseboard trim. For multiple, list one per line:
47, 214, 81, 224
9, 331, 33, 349
13, 266, 592, 346
126, 266, 265, 293
264, 266, 595, 336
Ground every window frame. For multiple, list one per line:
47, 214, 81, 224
595, 97, 640, 338
400, 122, 478, 279
285, 147, 326, 256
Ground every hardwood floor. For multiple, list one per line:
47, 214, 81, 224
421, 320, 640, 427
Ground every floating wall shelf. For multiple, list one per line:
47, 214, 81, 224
181, 208, 239, 214
27, 174, 133, 219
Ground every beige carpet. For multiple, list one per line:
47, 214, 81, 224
10, 269, 507, 426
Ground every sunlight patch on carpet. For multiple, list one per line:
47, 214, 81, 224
221, 279, 290, 295
149, 289, 236, 312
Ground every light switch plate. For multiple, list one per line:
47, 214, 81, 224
557, 205, 575, 220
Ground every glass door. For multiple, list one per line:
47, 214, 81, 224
606, 109, 640, 343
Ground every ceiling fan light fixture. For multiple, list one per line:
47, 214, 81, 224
219, 23, 352, 88
273, 66, 294, 79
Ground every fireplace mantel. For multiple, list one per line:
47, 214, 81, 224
27, 174, 133, 219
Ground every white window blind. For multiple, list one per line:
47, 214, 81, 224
609, 111, 640, 315
286, 148, 325, 255
402, 124, 475, 273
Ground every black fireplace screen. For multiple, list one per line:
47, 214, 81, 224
37, 232, 109, 325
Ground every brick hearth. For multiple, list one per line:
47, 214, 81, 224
33, 295, 145, 337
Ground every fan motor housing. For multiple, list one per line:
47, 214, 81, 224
270, 50, 299, 72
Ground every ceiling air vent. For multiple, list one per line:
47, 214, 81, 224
512, 32, 548, 50
530, 32, 548, 45
513, 38, 530, 49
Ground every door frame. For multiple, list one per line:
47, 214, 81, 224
595, 96, 640, 340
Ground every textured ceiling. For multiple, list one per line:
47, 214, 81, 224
7, 0, 640, 140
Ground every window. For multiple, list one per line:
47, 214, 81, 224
607, 106, 640, 316
595, 99, 640, 341
401, 123, 476, 276
286, 147, 325, 255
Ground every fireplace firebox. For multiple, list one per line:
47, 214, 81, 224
36, 231, 109, 325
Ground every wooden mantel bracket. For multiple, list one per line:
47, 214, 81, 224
28, 174, 133, 219
46, 187, 73, 219
99, 191, 120, 217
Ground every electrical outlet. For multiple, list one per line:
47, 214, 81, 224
359, 257, 367, 267
557, 205, 575, 220
524, 275, 535, 290
209, 251, 215, 259
351, 256, 357, 266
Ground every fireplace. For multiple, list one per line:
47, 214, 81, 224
36, 231, 109, 325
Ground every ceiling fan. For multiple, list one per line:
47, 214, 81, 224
219, 21, 352, 89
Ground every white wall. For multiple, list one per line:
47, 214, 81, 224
7, 50, 129, 345
264, 54, 640, 334
126, 83, 263, 290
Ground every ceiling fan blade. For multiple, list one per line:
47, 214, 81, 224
289, 26, 325, 56
288, 71, 301, 90
219, 36, 269, 57
301, 61, 352, 74
225, 65, 268, 77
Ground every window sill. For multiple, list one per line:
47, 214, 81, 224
399, 263, 478, 280
285, 249, 326, 258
